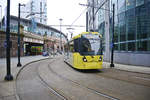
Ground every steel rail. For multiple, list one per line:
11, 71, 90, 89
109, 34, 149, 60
48, 59, 119, 100
16, 58, 68, 100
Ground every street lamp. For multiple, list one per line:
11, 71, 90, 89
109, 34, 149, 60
59, 18, 63, 53
17, 3, 25, 67
5, 0, 13, 81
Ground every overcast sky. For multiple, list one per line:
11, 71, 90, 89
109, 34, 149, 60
0, 0, 87, 37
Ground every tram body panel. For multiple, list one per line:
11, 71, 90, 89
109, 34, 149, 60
73, 53, 83, 69
69, 53, 73, 66
64, 52, 73, 66
73, 53, 103, 69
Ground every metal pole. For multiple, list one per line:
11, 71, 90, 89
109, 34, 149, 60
86, 12, 88, 32
110, 4, 115, 67
71, 33, 73, 38
5, 0, 13, 81
92, 0, 95, 31
17, 3, 22, 67
59, 18, 62, 53
0, 5, 2, 29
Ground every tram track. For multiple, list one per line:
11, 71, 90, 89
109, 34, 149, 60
15, 57, 150, 100
94, 69, 150, 87
37, 59, 110, 100
16, 58, 68, 100
47, 58, 119, 100
64, 58, 150, 87
36, 59, 68, 100
37, 68, 68, 100
65, 59, 150, 87
49, 57, 150, 100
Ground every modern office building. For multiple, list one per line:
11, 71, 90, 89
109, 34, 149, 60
21, 0, 47, 25
87, 0, 99, 31
87, 0, 150, 66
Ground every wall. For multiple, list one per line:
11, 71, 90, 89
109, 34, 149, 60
114, 52, 150, 67
0, 30, 24, 58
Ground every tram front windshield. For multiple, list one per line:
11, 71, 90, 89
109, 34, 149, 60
80, 34, 101, 55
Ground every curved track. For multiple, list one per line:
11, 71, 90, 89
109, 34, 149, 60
16, 56, 150, 100
16, 58, 67, 100
95, 68, 150, 87
48, 60, 118, 100
50, 57, 150, 100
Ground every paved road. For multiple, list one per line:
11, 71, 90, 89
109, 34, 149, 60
16, 57, 150, 100
96, 68, 150, 87
16, 59, 62, 100
48, 57, 150, 100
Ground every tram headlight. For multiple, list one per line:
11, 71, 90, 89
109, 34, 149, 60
83, 57, 87, 62
99, 56, 102, 62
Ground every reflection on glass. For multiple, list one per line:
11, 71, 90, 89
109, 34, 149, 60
118, 0, 126, 13
80, 34, 101, 55
137, 40, 148, 51
126, 0, 135, 10
136, 0, 144, 6
120, 43, 126, 51
110, 0, 150, 51
136, 6, 147, 40
128, 42, 135, 51
114, 43, 118, 50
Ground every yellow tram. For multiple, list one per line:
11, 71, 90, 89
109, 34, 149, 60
64, 32, 103, 70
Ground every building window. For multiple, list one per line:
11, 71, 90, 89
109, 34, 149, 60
148, 40, 150, 51
31, 1, 34, 12
109, 0, 150, 52
136, 4, 149, 44
127, 23, 136, 41
126, 0, 135, 10
51, 32, 54, 36
40, 2, 42, 23
114, 25, 119, 43
114, 43, 118, 50
119, 12, 126, 42
119, 22, 126, 42
136, 16, 148, 39
137, 40, 148, 51
118, 0, 126, 13
126, 8, 136, 41
120, 43, 126, 51
136, 0, 144, 7
128, 42, 135, 51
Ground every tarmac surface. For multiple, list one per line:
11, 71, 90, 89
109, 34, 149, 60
0, 55, 50, 100
44, 57, 150, 100
0, 55, 150, 100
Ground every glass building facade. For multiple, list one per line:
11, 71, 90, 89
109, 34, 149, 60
87, 0, 150, 66
98, 4, 105, 51
1, 15, 66, 40
109, 0, 150, 52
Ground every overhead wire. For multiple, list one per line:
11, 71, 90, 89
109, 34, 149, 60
70, 6, 89, 27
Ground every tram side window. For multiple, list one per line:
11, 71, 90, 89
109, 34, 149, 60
69, 42, 74, 52
74, 39, 79, 52
69, 45, 73, 52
